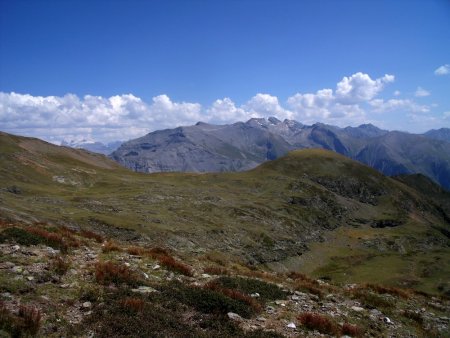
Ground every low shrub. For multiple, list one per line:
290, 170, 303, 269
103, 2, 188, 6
18, 304, 41, 336
102, 240, 122, 253
50, 256, 71, 275
127, 246, 145, 256
351, 289, 395, 310
289, 272, 335, 297
80, 229, 104, 243
294, 279, 324, 297
205, 280, 262, 314
341, 322, 363, 337
121, 297, 145, 313
26, 227, 70, 253
365, 283, 410, 299
95, 261, 139, 286
146, 246, 170, 258
0, 303, 41, 337
204, 266, 230, 276
298, 312, 339, 335
403, 310, 423, 324
158, 254, 193, 277
0, 225, 79, 253
0, 227, 43, 246
211, 276, 286, 303
161, 281, 256, 318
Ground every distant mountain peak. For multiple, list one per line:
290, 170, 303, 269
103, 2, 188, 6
268, 116, 281, 125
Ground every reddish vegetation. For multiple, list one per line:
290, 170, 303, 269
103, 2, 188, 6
203, 266, 230, 276
157, 254, 193, 277
146, 246, 171, 258
205, 280, 262, 313
288, 272, 333, 297
127, 246, 146, 256
0, 302, 41, 336
80, 229, 104, 243
298, 312, 339, 335
121, 297, 145, 312
365, 283, 410, 299
26, 226, 71, 252
102, 240, 122, 253
95, 261, 138, 286
341, 322, 363, 337
18, 304, 41, 336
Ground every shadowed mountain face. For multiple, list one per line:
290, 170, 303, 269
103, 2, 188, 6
110, 121, 292, 173
111, 118, 450, 189
423, 128, 450, 143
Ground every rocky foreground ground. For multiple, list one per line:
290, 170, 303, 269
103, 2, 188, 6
0, 221, 449, 337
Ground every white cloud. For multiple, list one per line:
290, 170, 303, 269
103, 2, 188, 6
434, 64, 450, 76
243, 93, 293, 120
369, 99, 430, 113
0, 92, 203, 143
393, 90, 401, 96
414, 87, 430, 97
1, 72, 445, 144
206, 97, 249, 122
286, 72, 394, 125
335, 72, 394, 104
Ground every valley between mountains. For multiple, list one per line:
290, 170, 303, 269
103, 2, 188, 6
0, 131, 449, 337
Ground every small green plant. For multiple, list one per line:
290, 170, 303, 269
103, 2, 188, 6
51, 256, 71, 275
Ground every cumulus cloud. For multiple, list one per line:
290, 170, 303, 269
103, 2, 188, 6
286, 73, 394, 125
206, 97, 249, 122
434, 64, 450, 75
369, 99, 430, 114
243, 93, 293, 120
1, 71, 444, 143
0, 92, 203, 143
414, 87, 430, 97
335, 72, 394, 104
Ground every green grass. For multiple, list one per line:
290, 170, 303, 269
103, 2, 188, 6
1, 134, 449, 295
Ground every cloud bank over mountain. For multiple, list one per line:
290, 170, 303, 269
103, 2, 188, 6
0, 72, 445, 144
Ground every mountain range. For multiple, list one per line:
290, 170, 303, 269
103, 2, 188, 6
61, 139, 122, 155
110, 118, 450, 190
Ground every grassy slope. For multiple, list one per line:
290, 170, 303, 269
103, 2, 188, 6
0, 133, 449, 294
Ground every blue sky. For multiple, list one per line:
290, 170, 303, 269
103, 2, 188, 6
0, 0, 449, 143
